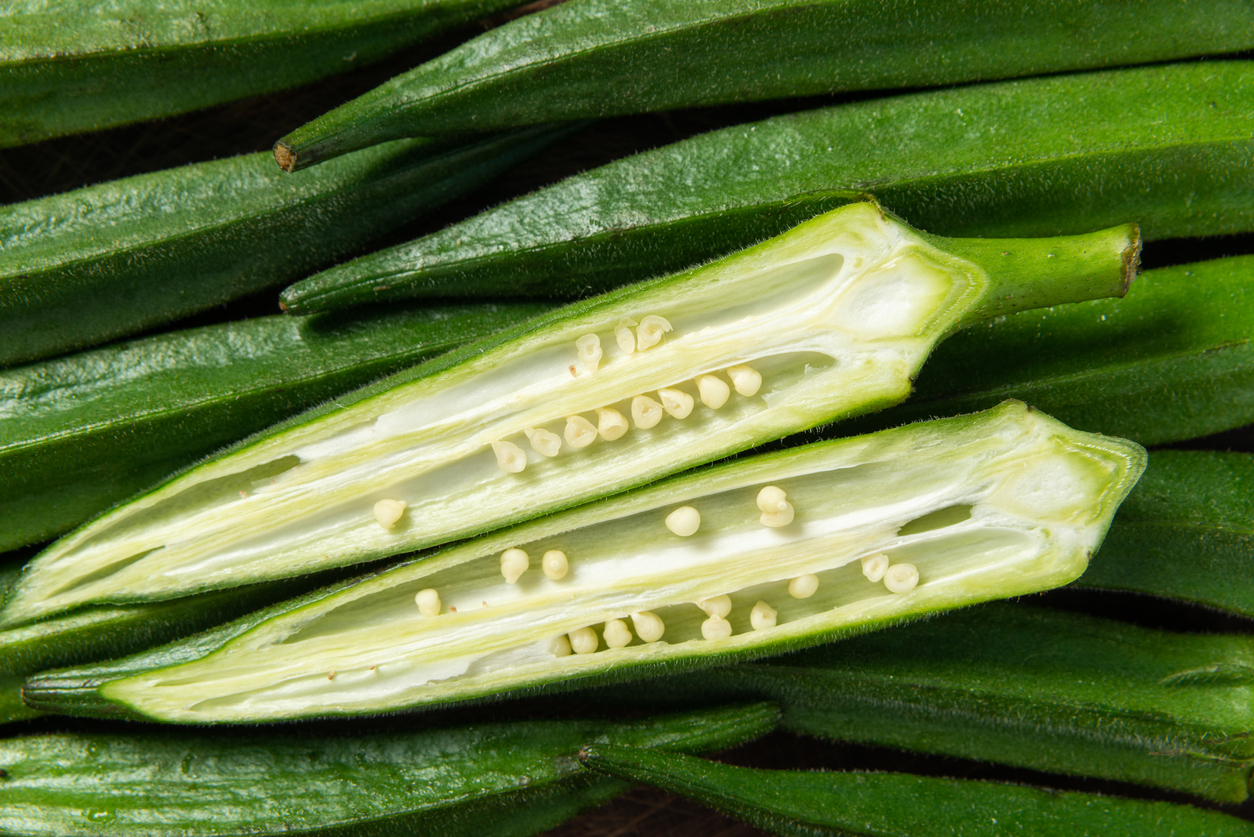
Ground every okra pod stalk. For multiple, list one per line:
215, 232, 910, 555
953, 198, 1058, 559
272, 0, 1254, 169
579, 745, 1254, 837
0, 204, 1139, 627
280, 61, 1253, 313
22, 403, 1145, 722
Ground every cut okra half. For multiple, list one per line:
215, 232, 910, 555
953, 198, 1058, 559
1, 203, 1138, 628
24, 402, 1146, 723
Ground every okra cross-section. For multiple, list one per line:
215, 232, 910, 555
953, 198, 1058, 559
25, 403, 1145, 723
1, 204, 1137, 627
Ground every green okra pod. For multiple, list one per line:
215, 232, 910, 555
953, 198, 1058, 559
272, 0, 1254, 170
579, 744, 1254, 837
0, 204, 1139, 628
280, 61, 1254, 313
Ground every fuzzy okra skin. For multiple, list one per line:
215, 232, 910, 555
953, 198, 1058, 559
1, 0, 525, 148
0, 702, 778, 836
0, 204, 1139, 628
0, 127, 563, 368
271, 0, 1254, 170
22, 402, 1146, 723
579, 745, 1254, 837
0, 302, 547, 553
280, 60, 1253, 312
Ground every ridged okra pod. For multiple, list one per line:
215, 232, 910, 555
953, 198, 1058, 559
580, 745, 1254, 837
0, 204, 1139, 627
272, 0, 1254, 169
23, 402, 1145, 722
0, 703, 778, 836
281, 61, 1254, 313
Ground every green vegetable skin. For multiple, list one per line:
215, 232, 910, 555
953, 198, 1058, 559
22, 402, 1145, 723
0, 126, 564, 367
0, 302, 547, 553
579, 745, 1254, 837
280, 60, 1254, 313
0, 204, 1138, 627
272, 0, 1254, 170
0, 702, 778, 836
0, 0, 525, 148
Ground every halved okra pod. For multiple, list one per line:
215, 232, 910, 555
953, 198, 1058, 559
0, 204, 1139, 627
23, 402, 1145, 722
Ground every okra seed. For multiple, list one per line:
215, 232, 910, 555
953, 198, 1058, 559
750, 601, 777, 631
615, 317, 637, 354
701, 613, 733, 641
757, 486, 794, 527
695, 374, 731, 408
564, 416, 597, 448
726, 364, 762, 396
632, 395, 664, 429
500, 548, 529, 584
659, 387, 695, 419
542, 549, 569, 580
414, 588, 441, 617
698, 595, 732, 618
636, 315, 672, 351
596, 407, 629, 440
884, 563, 920, 594
576, 334, 602, 373
630, 611, 665, 642
665, 506, 701, 536
524, 427, 562, 457
789, 574, 819, 598
603, 619, 632, 648
568, 626, 599, 655
861, 553, 889, 582
550, 635, 572, 657
372, 499, 407, 530
491, 440, 527, 473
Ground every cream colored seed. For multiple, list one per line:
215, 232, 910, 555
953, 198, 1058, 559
750, 601, 777, 631
372, 499, 407, 530
603, 619, 632, 648
523, 427, 561, 457
698, 595, 732, 618
500, 548, 529, 584
414, 588, 440, 617
632, 395, 664, 429
658, 387, 695, 419
695, 374, 731, 409
636, 315, 672, 351
542, 549, 569, 580
596, 407, 629, 440
576, 334, 602, 373
564, 416, 597, 448
757, 485, 794, 528
884, 563, 920, 594
861, 553, 889, 582
615, 317, 637, 354
789, 574, 819, 599
491, 440, 527, 473
630, 611, 665, 642
701, 614, 733, 641
550, 635, 572, 657
665, 506, 701, 537
726, 364, 762, 397
568, 626, 599, 655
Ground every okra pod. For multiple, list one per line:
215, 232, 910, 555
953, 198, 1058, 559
1, 0, 524, 148
22, 402, 1145, 722
280, 61, 1253, 313
0, 302, 547, 552
580, 744, 1254, 836
0, 702, 778, 836
0, 126, 563, 367
272, 0, 1254, 169
0, 204, 1139, 627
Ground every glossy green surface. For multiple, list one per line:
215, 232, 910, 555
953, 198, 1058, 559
581, 744, 1254, 837
0, 302, 546, 552
0, 0, 523, 148
281, 61, 1254, 313
274, 0, 1254, 168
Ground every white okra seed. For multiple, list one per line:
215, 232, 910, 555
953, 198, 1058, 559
658, 387, 695, 419
630, 611, 665, 642
372, 499, 407, 530
568, 626, 599, 655
575, 334, 602, 373
698, 595, 732, 618
550, 635, 572, 657
750, 601, 777, 631
564, 416, 597, 448
596, 407, 629, 440
636, 315, 672, 351
726, 364, 762, 397
861, 553, 890, 582
523, 427, 562, 457
695, 374, 731, 409
542, 549, 568, 580
614, 317, 637, 354
789, 574, 819, 599
500, 548, 529, 584
632, 395, 664, 429
603, 619, 632, 648
756, 485, 794, 527
701, 614, 733, 640
491, 440, 527, 473
884, 563, 920, 594
665, 506, 701, 537
414, 588, 440, 617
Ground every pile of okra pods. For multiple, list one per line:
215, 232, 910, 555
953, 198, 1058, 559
1, 1, 1253, 835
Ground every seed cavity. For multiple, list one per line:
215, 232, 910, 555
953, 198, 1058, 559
631, 611, 665, 642
603, 619, 632, 648
500, 548, 529, 584
665, 506, 701, 537
750, 601, 777, 631
542, 550, 569, 580
550, 635, 572, 657
636, 315, 672, 351
695, 374, 731, 409
564, 416, 597, 449
884, 563, 920, 594
861, 553, 889, 582
757, 486, 794, 528
701, 613, 733, 640
615, 318, 637, 354
596, 407, 629, 440
658, 387, 695, 419
524, 427, 562, 457
492, 440, 527, 473
569, 626, 599, 655
576, 334, 602, 373
726, 364, 762, 397
372, 499, 407, 530
698, 595, 732, 618
789, 574, 819, 599
632, 395, 664, 429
